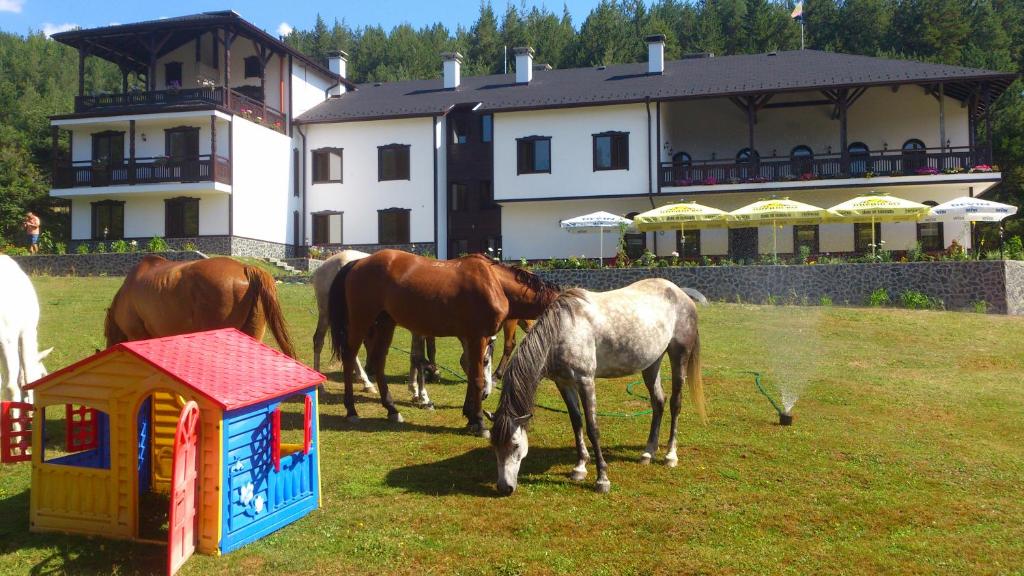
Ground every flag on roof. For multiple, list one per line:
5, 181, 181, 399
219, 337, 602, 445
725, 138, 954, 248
791, 1, 804, 20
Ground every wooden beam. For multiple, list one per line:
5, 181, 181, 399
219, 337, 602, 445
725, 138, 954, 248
223, 28, 237, 88
78, 48, 86, 97
210, 115, 217, 182
51, 125, 59, 178
762, 99, 832, 110
838, 88, 849, 172
938, 82, 946, 151
129, 120, 136, 185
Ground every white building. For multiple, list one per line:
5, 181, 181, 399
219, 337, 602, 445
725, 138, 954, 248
51, 16, 1016, 260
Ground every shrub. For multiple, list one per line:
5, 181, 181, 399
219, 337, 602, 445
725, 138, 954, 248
972, 300, 989, 314
147, 236, 169, 252
900, 290, 943, 310
182, 241, 198, 252
944, 240, 968, 261
906, 241, 928, 263
1005, 236, 1024, 260
75, 244, 89, 254
110, 239, 130, 253
94, 242, 107, 253
795, 245, 811, 265
632, 249, 658, 268
819, 295, 833, 306
867, 287, 889, 307
765, 294, 778, 305
2, 245, 30, 256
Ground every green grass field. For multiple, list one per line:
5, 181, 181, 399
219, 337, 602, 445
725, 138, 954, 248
1, 276, 1023, 575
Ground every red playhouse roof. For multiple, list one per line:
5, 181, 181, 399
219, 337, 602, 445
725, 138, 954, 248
28, 328, 325, 411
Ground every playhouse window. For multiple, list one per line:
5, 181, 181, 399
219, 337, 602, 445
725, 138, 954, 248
271, 394, 312, 471
42, 404, 110, 470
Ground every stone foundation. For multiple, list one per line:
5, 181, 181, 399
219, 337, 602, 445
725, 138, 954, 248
308, 243, 436, 258
12, 251, 207, 276
535, 260, 1024, 315
67, 236, 295, 258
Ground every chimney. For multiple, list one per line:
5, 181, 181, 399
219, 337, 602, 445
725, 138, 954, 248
645, 34, 665, 75
442, 52, 462, 89
327, 50, 348, 95
514, 47, 534, 84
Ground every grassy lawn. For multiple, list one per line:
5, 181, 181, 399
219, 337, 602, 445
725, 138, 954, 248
1, 276, 1023, 575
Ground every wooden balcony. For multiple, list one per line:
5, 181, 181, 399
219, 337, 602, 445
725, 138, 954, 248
73, 87, 286, 134
659, 146, 992, 189
52, 155, 232, 189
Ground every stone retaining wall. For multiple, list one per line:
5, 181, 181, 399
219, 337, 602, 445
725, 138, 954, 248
68, 236, 295, 258
536, 261, 1024, 315
12, 251, 207, 276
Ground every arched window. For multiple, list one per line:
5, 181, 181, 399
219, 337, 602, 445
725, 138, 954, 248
671, 151, 691, 182
917, 200, 944, 252
790, 145, 814, 176
673, 151, 691, 165
902, 138, 927, 173
736, 148, 758, 163
624, 212, 646, 261
736, 148, 759, 179
848, 142, 870, 176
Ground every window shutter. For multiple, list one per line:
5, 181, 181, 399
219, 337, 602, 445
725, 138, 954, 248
66, 404, 98, 452
271, 407, 281, 472
517, 141, 527, 173
1, 401, 33, 463
303, 395, 312, 455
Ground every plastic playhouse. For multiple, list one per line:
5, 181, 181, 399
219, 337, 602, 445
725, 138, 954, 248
3, 328, 325, 575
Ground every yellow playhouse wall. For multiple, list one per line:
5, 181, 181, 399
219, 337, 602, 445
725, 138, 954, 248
30, 352, 224, 555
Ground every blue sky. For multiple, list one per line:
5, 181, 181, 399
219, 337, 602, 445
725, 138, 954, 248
0, 0, 603, 38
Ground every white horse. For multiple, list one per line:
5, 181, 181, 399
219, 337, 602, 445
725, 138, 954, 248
0, 255, 51, 405
312, 249, 494, 407
490, 278, 707, 495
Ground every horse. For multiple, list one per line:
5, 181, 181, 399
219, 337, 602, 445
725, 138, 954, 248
0, 255, 52, 404
489, 278, 707, 495
329, 249, 559, 436
105, 255, 295, 357
493, 318, 533, 380
408, 331, 496, 409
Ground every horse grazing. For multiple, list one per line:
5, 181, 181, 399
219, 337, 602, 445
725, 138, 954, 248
329, 249, 559, 435
490, 278, 707, 495
0, 256, 51, 404
105, 255, 295, 357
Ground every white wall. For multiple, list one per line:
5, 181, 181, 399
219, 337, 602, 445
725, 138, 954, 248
434, 116, 448, 258
303, 117, 435, 245
661, 87, 968, 163
493, 104, 653, 202
70, 116, 229, 161
69, 193, 229, 240
291, 63, 334, 118
231, 117, 292, 244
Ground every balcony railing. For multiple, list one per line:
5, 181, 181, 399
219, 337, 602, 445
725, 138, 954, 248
659, 146, 991, 189
52, 155, 232, 189
73, 87, 286, 134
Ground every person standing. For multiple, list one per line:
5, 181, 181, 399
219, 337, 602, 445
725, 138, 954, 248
23, 211, 41, 254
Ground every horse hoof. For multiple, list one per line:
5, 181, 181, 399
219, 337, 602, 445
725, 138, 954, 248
363, 384, 378, 394
345, 414, 361, 423
665, 456, 679, 468
467, 424, 490, 439
639, 453, 653, 465
569, 469, 587, 482
595, 480, 611, 494
388, 412, 404, 423
420, 402, 435, 411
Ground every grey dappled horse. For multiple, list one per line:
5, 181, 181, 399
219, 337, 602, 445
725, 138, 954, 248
489, 278, 707, 495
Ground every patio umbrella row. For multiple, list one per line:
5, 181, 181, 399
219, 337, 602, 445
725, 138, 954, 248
562, 194, 1018, 261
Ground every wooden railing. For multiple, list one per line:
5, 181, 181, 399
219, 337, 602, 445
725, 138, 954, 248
659, 146, 991, 189
52, 155, 232, 189
74, 87, 287, 134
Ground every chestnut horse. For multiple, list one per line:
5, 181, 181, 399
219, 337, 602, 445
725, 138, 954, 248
329, 250, 559, 435
105, 255, 296, 357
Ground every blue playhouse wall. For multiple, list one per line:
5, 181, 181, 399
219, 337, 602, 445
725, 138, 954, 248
220, 388, 319, 553
48, 411, 111, 469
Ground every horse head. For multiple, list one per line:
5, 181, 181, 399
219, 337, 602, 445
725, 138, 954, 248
489, 410, 533, 496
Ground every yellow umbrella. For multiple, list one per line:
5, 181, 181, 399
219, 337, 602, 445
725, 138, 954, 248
633, 201, 730, 255
828, 193, 930, 258
730, 197, 834, 259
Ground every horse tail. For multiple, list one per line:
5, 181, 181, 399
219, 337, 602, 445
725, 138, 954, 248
687, 330, 708, 425
244, 265, 296, 358
682, 287, 708, 306
328, 260, 357, 360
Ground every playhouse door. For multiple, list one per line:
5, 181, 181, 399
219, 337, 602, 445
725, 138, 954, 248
167, 401, 199, 576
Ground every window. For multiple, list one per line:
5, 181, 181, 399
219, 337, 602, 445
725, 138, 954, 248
244, 56, 261, 78
271, 393, 313, 472
480, 181, 496, 209
517, 136, 551, 174
450, 238, 470, 256
902, 138, 927, 173
451, 118, 468, 145
790, 145, 814, 176
593, 132, 629, 171
676, 229, 700, 258
378, 208, 410, 244
42, 404, 110, 470
91, 200, 124, 240
672, 151, 691, 165
736, 147, 759, 179
312, 212, 342, 244
481, 114, 493, 143
312, 148, 343, 183
854, 222, 882, 253
164, 62, 183, 88
670, 151, 692, 183
92, 131, 125, 166
793, 225, 819, 254
165, 197, 199, 238
450, 183, 469, 212
848, 142, 870, 176
917, 201, 944, 251
378, 144, 411, 181
165, 127, 199, 160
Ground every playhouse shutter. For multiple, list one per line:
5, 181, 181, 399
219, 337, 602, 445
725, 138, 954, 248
65, 404, 98, 452
303, 395, 312, 455
0, 401, 33, 463
271, 407, 281, 472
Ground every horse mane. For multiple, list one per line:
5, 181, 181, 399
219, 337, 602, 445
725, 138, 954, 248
492, 288, 587, 446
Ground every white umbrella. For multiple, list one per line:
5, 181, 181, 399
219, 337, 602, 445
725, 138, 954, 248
560, 211, 633, 262
922, 196, 1018, 257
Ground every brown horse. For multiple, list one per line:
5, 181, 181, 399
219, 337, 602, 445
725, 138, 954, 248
329, 250, 559, 435
105, 255, 296, 357
493, 318, 534, 380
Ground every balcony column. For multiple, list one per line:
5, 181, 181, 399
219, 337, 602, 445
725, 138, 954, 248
938, 83, 946, 155
210, 115, 217, 182
838, 89, 849, 174
77, 48, 86, 97
120, 65, 129, 95
129, 120, 136, 185
223, 28, 236, 95
983, 83, 993, 165
51, 125, 59, 182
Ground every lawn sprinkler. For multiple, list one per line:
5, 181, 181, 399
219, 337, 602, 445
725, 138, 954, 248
748, 371, 793, 426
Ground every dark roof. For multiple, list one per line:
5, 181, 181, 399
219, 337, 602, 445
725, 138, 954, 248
52, 11, 355, 91
296, 50, 1016, 124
